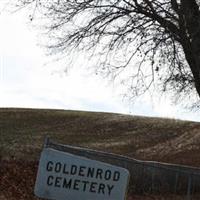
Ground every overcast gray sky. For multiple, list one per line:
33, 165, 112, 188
0, 4, 200, 122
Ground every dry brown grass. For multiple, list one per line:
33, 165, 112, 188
1, 108, 200, 200
1, 108, 200, 166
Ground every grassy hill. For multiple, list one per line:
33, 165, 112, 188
1, 108, 200, 200
1, 107, 200, 166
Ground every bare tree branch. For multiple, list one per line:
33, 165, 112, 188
11, 0, 200, 106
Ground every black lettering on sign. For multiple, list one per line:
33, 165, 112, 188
113, 171, 120, 181
47, 175, 54, 186
79, 166, 86, 176
98, 183, 105, 194
73, 179, 80, 190
96, 168, 103, 179
55, 177, 62, 187
104, 170, 111, 180
63, 164, 69, 174
87, 167, 95, 178
71, 165, 77, 175
63, 178, 72, 189
107, 185, 114, 196
90, 182, 97, 193
82, 180, 89, 191
55, 162, 62, 173
46, 161, 53, 172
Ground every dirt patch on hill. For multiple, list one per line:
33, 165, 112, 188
0, 160, 39, 200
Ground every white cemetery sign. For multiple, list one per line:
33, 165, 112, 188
34, 148, 129, 200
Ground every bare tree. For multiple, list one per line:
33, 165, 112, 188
14, 0, 200, 106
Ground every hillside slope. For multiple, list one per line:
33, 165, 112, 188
1, 108, 200, 166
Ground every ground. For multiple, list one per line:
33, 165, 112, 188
1, 108, 200, 199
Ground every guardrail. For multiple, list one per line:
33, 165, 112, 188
45, 138, 200, 199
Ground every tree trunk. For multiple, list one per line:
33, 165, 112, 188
180, 0, 200, 97
182, 43, 200, 97
191, 32, 200, 97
